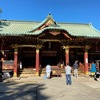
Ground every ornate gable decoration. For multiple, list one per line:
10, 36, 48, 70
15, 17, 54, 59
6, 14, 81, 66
29, 14, 72, 40
38, 19, 54, 30
30, 14, 60, 33
49, 31, 60, 35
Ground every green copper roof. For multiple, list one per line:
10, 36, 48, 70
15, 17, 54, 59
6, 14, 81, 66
0, 20, 39, 36
59, 23, 100, 38
0, 15, 100, 38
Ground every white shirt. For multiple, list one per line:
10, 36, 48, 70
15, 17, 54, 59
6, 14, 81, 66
65, 65, 71, 75
46, 64, 51, 73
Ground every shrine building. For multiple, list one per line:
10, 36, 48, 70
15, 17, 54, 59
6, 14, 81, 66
0, 14, 100, 77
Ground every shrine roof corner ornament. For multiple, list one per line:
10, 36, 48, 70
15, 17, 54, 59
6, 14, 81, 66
0, 14, 100, 38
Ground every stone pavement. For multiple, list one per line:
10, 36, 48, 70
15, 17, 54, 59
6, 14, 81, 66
0, 75, 100, 100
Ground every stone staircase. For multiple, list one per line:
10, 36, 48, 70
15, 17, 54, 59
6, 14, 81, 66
18, 68, 37, 77
39, 68, 65, 76
18, 66, 85, 77
39, 67, 85, 77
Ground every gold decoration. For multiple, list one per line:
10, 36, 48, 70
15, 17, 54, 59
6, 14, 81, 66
53, 71, 56, 74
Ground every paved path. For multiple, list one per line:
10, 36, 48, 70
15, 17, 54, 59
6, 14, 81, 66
0, 76, 100, 100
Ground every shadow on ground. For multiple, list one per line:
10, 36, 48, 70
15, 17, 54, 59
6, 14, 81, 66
0, 80, 49, 100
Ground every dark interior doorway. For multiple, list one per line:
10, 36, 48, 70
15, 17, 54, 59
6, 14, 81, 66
19, 47, 36, 68
40, 41, 63, 67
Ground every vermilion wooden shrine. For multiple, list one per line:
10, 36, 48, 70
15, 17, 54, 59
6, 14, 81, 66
0, 14, 100, 77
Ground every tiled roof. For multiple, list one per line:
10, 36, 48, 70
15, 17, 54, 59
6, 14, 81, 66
59, 23, 100, 38
0, 20, 39, 36
0, 16, 100, 38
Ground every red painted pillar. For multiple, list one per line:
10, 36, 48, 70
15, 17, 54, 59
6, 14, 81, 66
13, 48, 18, 77
65, 46, 69, 66
35, 48, 39, 76
84, 46, 89, 75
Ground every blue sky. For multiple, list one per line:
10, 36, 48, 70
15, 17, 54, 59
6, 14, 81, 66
0, 0, 100, 30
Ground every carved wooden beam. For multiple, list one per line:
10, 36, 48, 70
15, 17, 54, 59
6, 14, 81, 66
11, 44, 36, 48
62, 45, 91, 49
39, 39, 66, 42
11, 44, 43, 50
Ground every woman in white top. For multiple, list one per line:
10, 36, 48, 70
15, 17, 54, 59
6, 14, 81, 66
46, 64, 51, 79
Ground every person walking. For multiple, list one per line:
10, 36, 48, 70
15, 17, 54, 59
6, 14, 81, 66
46, 64, 51, 79
65, 63, 72, 85
90, 61, 96, 77
73, 61, 78, 78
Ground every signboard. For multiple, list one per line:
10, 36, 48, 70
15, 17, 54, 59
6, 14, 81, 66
2, 60, 14, 71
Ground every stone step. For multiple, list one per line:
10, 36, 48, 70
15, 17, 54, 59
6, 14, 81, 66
18, 68, 36, 77
19, 74, 37, 78
18, 67, 85, 77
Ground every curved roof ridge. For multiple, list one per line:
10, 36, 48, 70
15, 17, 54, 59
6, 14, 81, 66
89, 23, 100, 32
46, 13, 54, 19
0, 19, 41, 25
59, 22, 90, 25
29, 26, 72, 36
